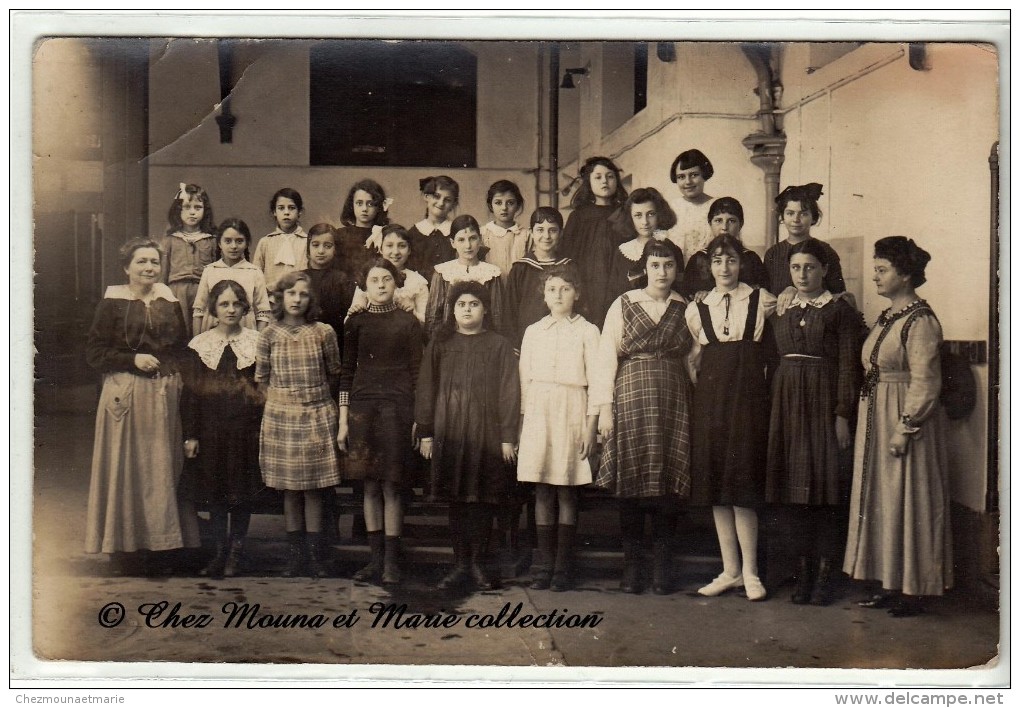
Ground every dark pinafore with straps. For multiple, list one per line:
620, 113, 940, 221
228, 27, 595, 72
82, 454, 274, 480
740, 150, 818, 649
690, 288, 768, 507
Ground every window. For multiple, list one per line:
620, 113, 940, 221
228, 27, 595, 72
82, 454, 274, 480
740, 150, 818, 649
309, 40, 477, 167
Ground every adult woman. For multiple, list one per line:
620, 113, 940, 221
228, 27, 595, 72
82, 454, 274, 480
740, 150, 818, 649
844, 236, 952, 616
85, 238, 201, 573
592, 239, 694, 595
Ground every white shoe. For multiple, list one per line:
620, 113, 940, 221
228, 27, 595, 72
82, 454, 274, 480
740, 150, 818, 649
744, 575, 767, 601
698, 572, 744, 596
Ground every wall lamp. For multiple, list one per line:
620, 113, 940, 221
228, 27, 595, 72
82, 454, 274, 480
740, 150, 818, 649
560, 63, 591, 89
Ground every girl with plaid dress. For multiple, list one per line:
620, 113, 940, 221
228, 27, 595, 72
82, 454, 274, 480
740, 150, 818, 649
592, 239, 695, 596
256, 271, 342, 578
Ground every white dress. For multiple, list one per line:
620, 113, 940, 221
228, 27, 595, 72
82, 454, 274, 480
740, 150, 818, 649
516, 314, 601, 486
480, 221, 529, 279
668, 194, 714, 258
192, 259, 272, 333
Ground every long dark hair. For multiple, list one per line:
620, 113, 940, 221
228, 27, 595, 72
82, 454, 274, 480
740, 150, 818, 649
166, 183, 215, 235
215, 218, 252, 262
570, 156, 628, 209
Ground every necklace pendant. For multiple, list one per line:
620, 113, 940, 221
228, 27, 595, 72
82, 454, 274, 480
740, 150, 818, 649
799, 318, 806, 328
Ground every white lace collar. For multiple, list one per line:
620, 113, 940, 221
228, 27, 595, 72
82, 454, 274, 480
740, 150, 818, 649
793, 290, 833, 309
104, 283, 178, 303
618, 232, 670, 261
414, 219, 453, 237
188, 327, 259, 370
433, 259, 501, 284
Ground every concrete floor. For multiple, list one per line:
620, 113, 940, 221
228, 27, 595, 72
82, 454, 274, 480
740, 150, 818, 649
20, 411, 1005, 685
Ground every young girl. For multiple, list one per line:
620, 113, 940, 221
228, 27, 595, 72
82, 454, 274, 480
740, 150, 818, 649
667, 149, 715, 258
765, 240, 863, 605
192, 218, 271, 335
407, 175, 459, 275
505, 207, 575, 352
607, 187, 682, 305
416, 281, 520, 592
161, 183, 217, 335
183, 280, 265, 578
764, 183, 847, 313
680, 197, 770, 299
561, 156, 629, 326
256, 271, 342, 578
480, 179, 528, 278
347, 224, 430, 323
337, 257, 424, 588
253, 188, 308, 292
302, 223, 357, 356
684, 233, 778, 602
592, 240, 695, 595
424, 215, 506, 342
517, 265, 600, 592
336, 179, 391, 277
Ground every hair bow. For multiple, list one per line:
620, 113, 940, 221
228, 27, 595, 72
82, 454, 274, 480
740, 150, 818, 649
775, 183, 824, 204
176, 182, 188, 201
419, 177, 434, 192
381, 197, 394, 213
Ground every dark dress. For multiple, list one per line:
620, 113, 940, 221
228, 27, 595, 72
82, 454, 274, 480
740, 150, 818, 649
181, 329, 265, 508
594, 293, 694, 499
339, 305, 424, 483
415, 330, 521, 505
504, 254, 575, 350
679, 244, 769, 299
763, 237, 846, 296
303, 266, 356, 360
561, 203, 622, 326
606, 237, 685, 308
690, 288, 769, 507
408, 224, 455, 277
335, 224, 377, 277
765, 296, 863, 505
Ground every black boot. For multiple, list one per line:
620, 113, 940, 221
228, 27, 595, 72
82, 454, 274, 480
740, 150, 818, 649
382, 536, 402, 588
531, 525, 556, 590
651, 540, 673, 595
199, 539, 228, 579
620, 539, 643, 594
353, 530, 384, 583
551, 524, 576, 592
282, 530, 305, 578
438, 534, 471, 591
306, 532, 330, 578
792, 556, 814, 605
222, 537, 245, 578
809, 557, 834, 606
469, 538, 496, 591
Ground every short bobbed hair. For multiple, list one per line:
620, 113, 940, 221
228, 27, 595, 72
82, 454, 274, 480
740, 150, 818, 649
270, 270, 321, 322
670, 149, 714, 182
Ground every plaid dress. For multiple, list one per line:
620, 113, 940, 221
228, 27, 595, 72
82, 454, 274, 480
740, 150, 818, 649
594, 292, 694, 499
255, 321, 342, 490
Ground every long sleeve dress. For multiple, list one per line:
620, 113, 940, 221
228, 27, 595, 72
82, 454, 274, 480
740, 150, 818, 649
303, 265, 357, 360
85, 283, 197, 554
407, 219, 454, 276
160, 230, 217, 331
561, 203, 622, 326
252, 227, 309, 291
503, 253, 575, 350
843, 300, 953, 597
685, 283, 778, 507
765, 292, 864, 505
480, 221, 529, 279
424, 260, 506, 343
591, 290, 695, 499
605, 233, 685, 307
763, 237, 847, 296
181, 327, 265, 508
339, 304, 424, 484
192, 259, 272, 334
255, 321, 342, 490
335, 224, 378, 277
415, 330, 520, 505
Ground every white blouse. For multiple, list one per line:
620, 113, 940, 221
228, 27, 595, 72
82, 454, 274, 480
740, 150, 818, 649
519, 314, 601, 415
684, 282, 777, 377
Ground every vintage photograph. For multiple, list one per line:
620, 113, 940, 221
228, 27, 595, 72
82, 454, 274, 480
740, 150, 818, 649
15, 11, 1006, 687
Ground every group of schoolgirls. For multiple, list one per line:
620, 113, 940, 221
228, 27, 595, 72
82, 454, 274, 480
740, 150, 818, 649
158, 148, 864, 606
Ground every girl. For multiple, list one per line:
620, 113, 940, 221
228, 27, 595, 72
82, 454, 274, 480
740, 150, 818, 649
505, 207, 575, 352
592, 240, 695, 595
765, 240, 864, 605
85, 238, 201, 573
561, 156, 629, 326
607, 187, 682, 305
253, 188, 308, 292
680, 197, 770, 299
667, 149, 715, 258
183, 280, 265, 578
407, 175, 459, 275
347, 224, 430, 324
161, 183, 217, 335
845, 237, 951, 617
192, 218, 271, 335
684, 233, 777, 602
416, 281, 520, 592
424, 215, 506, 342
764, 183, 848, 314
256, 271, 342, 578
480, 179, 528, 278
302, 223, 357, 356
518, 264, 600, 592
336, 258, 424, 588
336, 179, 391, 277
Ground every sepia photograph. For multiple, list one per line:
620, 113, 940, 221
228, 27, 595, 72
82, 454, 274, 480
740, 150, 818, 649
12, 10, 1008, 690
